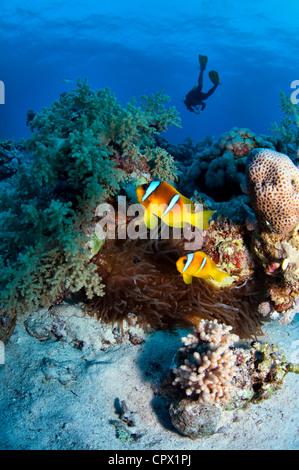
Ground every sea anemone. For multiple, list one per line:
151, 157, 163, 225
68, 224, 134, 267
83, 228, 263, 338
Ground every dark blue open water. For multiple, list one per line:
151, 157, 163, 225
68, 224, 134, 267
1, 0, 299, 143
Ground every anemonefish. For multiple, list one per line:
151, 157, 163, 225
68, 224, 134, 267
136, 181, 215, 230
176, 251, 229, 284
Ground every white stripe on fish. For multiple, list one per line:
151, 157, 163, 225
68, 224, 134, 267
195, 256, 207, 274
182, 252, 194, 272
161, 194, 180, 217
141, 181, 160, 202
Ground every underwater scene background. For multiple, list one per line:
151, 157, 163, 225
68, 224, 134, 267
0, 0, 298, 452
1, 0, 299, 143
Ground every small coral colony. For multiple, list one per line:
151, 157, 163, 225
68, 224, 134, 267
1, 80, 299, 437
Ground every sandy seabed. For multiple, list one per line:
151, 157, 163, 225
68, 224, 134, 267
0, 304, 298, 451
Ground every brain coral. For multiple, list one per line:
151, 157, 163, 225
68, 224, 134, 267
246, 148, 299, 235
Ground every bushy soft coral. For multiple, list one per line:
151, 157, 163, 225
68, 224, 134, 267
0, 139, 24, 181
0, 80, 180, 337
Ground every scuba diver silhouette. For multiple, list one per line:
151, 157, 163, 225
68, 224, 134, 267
184, 54, 220, 114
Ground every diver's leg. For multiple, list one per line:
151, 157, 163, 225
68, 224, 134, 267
197, 55, 207, 91
201, 84, 218, 100
197, 69, 204, 91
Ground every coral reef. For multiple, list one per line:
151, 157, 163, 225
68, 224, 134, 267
22, 303, 147, 359
172, 320, 239, 404
0, 139, 24, 181
200, 216, 256, 285
244, 148, 299, 320
0, 81, 180, 340
2, 81, 298, 347
166, 319, 299, 438
238, 341, 298, 403
176, 127, 279, 201
246, 148, 299, 235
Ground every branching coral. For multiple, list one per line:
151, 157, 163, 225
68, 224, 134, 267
171, 320, 299, 407
172, 320, 239, 404
0, 80, 180, 338
167, 320, 299, 438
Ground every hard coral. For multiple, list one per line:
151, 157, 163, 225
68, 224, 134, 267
166, 320, 299, 438
183, 127, 277, 201
236, 341, 297, 403
246, 148, 299, 236
202, 217, 255, 284
172, 320, 239, 404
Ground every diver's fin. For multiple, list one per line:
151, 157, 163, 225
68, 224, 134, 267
144, 209, 159, 230
183, 273, 193, 284
210, 268, 229, 283
198, 54, 208, 69
192, 210, 215, 230
209, 70, 220, 85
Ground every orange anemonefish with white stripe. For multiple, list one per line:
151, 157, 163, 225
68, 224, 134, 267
136, 181, 215, 230
176, 251, 229, 284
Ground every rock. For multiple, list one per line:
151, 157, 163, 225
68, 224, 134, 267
169, 398, 222, 439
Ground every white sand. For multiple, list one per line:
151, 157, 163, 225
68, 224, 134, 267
0, 306, 298, 450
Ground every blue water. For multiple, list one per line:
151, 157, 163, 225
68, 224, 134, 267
1, 0, 299, 144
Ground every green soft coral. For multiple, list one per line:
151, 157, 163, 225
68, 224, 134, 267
271, 91, 299, 147
145, 147, 178, 184
0, 79, 180, 326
